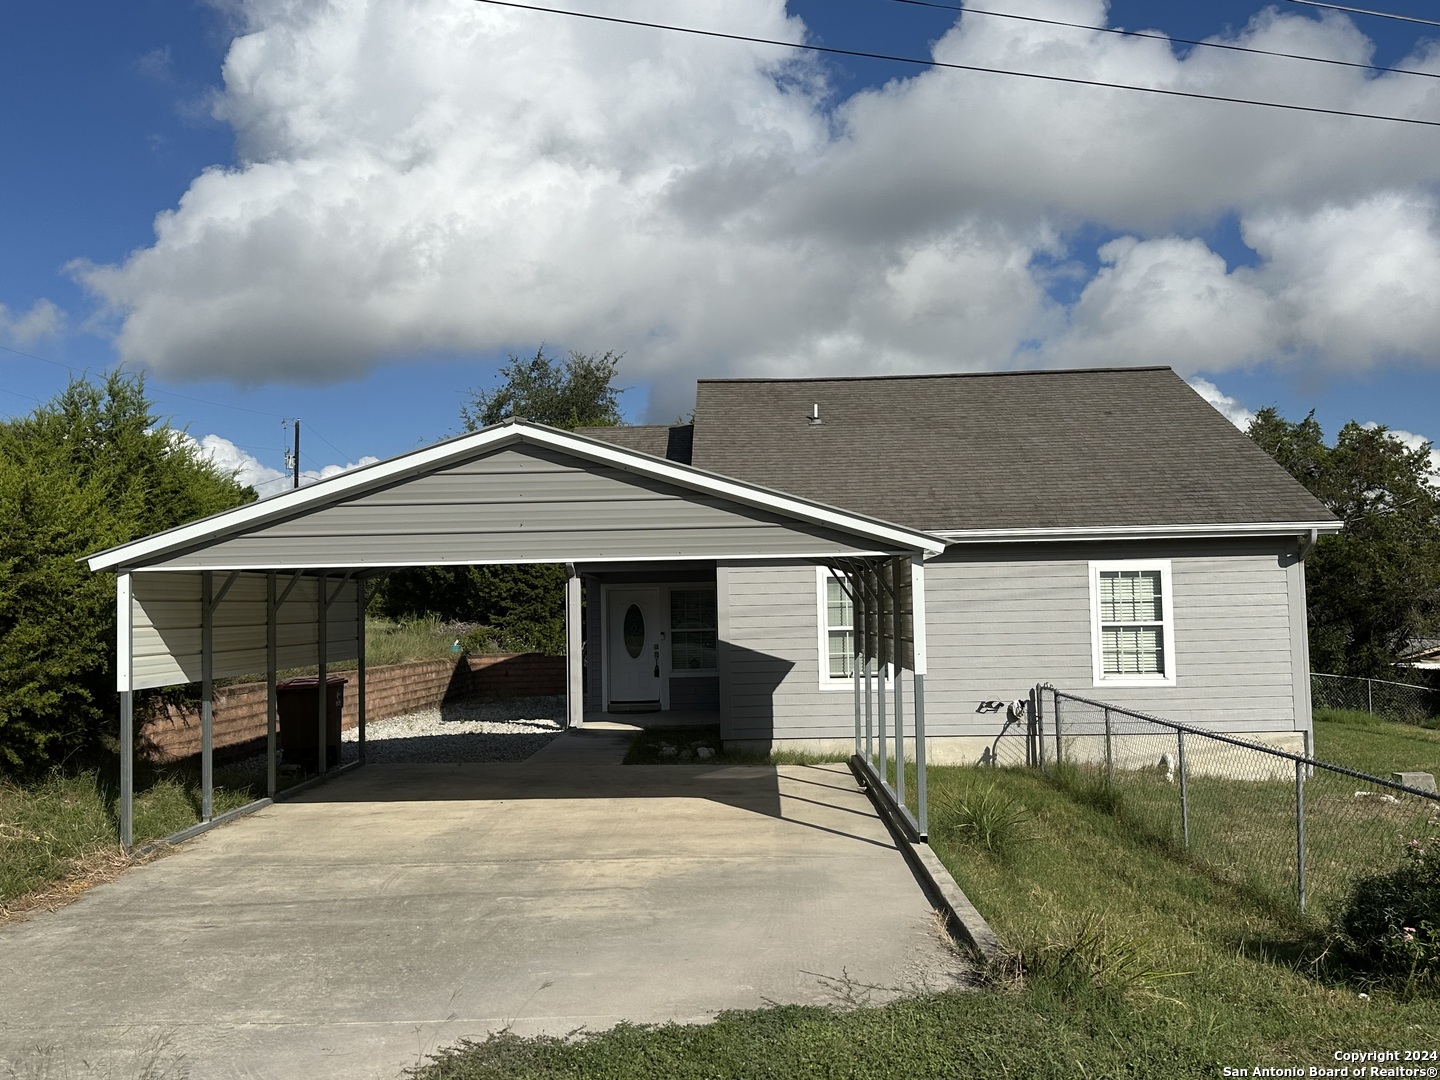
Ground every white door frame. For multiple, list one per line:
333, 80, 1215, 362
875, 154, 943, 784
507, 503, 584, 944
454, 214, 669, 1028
601, 585, 670, 712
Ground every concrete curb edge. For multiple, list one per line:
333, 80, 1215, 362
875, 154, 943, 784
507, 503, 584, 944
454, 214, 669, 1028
848, 755, 1001, 962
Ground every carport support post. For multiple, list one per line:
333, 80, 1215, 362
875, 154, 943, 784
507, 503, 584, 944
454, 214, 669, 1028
317, 571, 328, 775
357, 578, 367, 764
117, 572, 134, 851
201, 569, 214, 822
266, 572, 277, 798
566, 564, 583, 730
891, 556, 904, 812
910, 556, 929, 839
850, 573, 861, 757
877, 580, 887, 786
862, 570, 873, 763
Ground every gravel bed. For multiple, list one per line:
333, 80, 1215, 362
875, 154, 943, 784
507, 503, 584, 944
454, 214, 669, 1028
341, 695, 566, 763
220, 696, 567, 776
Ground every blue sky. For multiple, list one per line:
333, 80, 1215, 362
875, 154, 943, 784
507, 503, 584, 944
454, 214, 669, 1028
3, 1, 1440, 493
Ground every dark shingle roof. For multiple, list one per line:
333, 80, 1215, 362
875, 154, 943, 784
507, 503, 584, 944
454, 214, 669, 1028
576, 424, 693, 464
667, 367, 1333, 532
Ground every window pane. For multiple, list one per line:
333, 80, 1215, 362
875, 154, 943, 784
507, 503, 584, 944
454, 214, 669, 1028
1100, 570, 1162, 622
670, 589, 716, 630
828, 629, 854, 678
671, 630, 717, 670
1102, 626, 1164, 675
826, 578, 853, 629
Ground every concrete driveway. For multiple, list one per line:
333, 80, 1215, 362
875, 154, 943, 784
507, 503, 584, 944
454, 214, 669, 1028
0, 757, 971, 1080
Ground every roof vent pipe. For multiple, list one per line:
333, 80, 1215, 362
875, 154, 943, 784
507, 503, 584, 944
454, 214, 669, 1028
809, 403, 823, 426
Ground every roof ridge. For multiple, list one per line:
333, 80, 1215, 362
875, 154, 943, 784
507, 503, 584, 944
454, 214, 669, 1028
696, 366, 1174, 386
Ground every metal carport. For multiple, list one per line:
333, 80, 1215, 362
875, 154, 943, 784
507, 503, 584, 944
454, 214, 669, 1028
87, 419, 945, 849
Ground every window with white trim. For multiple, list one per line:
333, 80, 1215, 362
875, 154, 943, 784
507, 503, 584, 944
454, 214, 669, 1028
669, 589, 717, 671
822, 573, 855, 680
1089, 561, 1176, 686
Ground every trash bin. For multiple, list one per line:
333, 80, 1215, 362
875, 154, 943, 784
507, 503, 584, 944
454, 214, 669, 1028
277, 675, 347, 770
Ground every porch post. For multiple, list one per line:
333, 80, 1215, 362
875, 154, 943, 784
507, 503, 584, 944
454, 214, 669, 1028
117, 572, 134, 851
566, 564, 583, 729
201, 570, 214, 822
911, 555, 929, 839
266, 572, 277, 798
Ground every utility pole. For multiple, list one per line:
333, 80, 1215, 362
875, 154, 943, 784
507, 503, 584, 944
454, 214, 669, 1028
283, 419, 302, 490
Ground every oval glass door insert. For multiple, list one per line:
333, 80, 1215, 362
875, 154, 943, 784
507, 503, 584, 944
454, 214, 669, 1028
623, 604, 645, 658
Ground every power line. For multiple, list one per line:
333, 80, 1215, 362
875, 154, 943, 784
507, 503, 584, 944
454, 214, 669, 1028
471, 0, 1440, 128
1284, 0, 1440, 29
887, 0, 1440, 80
301, 422, 356, 464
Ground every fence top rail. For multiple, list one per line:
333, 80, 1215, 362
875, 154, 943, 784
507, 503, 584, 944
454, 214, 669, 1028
1312, 671, 1436, 693
1044, 686, 1440, 803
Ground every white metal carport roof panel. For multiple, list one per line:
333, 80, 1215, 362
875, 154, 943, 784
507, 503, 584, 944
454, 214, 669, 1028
87, 422, 945, 572
108, 442, 930, 571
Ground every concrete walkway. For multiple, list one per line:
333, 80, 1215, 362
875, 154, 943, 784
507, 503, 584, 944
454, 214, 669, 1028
0, 760, 972, 1080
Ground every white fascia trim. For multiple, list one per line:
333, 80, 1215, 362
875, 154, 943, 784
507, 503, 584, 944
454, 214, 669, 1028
88, 422, 944, 571
939, 521, 1342, 543
110, 550, 905, 573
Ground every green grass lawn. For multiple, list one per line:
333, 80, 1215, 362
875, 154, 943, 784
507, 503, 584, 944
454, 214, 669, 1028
0, 760, 264, 913
1313, 708, 1440, 778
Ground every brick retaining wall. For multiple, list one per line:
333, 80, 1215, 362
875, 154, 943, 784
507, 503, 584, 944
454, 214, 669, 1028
140, 653, 564, 762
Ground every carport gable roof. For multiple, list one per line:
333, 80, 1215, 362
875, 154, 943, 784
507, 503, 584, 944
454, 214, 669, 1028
87, 420, 945, 572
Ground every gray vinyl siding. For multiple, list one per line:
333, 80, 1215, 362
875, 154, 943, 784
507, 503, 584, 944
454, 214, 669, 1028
719, 561, 839, 741
145, 445, 892, 569
717, 540, 1308, 742
129, 571, 359, 691
922, 540, 1305, 736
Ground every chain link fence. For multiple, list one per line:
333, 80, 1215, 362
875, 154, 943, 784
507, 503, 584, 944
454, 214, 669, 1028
1311, 672, 1440, 726
1006, 687, 1440, 916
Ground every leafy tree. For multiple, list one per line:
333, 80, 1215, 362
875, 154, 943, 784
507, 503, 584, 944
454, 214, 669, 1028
0, 372, 253, 773
460, 347, 624, 430
1248, 407, 1440, 676
375, 347, 626, 652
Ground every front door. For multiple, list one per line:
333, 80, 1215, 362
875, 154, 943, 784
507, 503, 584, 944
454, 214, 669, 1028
607, 588, 662, 710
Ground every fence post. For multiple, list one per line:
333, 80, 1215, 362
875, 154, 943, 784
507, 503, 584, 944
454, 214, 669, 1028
1054, 693, 1064, 765
1035, 686, 1045, 771
1104, 707, 1113, 788
1295, 758, 1307, 913
1367, 677, 1374, 716
1177, 730, 1190, 849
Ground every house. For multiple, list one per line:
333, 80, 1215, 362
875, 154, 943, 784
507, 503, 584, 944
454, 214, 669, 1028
578, 366, 1340, 759
87, 364, 1339, 847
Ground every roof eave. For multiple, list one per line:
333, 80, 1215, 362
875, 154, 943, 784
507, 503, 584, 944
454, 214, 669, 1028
935, 521, 1344, 543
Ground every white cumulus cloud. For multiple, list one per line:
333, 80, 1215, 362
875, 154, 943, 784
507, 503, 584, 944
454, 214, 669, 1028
176, 431, 378, 498
0, 299, 64, 345
68, 0, 1440, 418
1186, 377, 1257, 431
